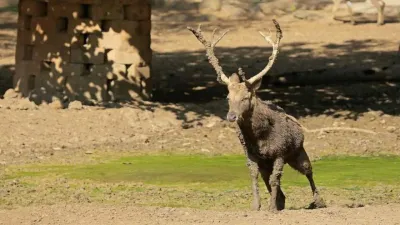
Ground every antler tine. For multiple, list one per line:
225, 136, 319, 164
238, 67, 246, 81
212, 29, 230, 47
212, 28, 218, 42
247, 19, 283, 85
187, 25, 230, 85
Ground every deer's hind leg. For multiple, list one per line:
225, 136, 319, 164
287, 147, 326, 209
268, 157, 285, 212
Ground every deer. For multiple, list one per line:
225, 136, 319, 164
331, 0, 386, 25
187, 20, 326, 212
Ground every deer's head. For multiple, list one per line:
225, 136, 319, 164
188, 20, 283, 123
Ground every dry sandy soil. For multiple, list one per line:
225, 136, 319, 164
1, 3, 400, 224
1, 203, 400, 225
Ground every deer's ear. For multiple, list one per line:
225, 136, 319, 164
245, 78, 262, 91
229, 73, 240, 83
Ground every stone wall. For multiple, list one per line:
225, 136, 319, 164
14, 0, 152, 105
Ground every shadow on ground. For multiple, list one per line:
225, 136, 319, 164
1, 4, 399, 125
151, 38, 400, 121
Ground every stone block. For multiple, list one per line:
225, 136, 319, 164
17, 14, 33, 30
102, 20, 150, 36
19, 29, 84, 48
127, 64, 151, 79
106, 49, 151, 65
109, 67, 151, 100
65, 74, 110, 102
88, 32, 150, 53
31, 17, 57, 34
137, 21, 151, 36
49, 61, 85, 77
109, 74, 141, 101
36, 72, 66, 92
15, 44, 34, 61
70, 45, 105, 64
123, 2, 151, 21
14, 61, 41, 96
32, 44, 71, 62
32, 70, 68, 103
127, 64, 151, 98
91, 3, 124, 20
17, 30, 35, 45
48, 2, 84, 19
20, 0, 48, 16
44, 33, 84, 48
68, 19, 102, 34
31, 16, 71, 34
90, 64, 126, 79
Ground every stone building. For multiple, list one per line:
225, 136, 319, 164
14, 0, 152, 104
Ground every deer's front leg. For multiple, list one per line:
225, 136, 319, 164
345, 1, 356, 25
246, 158, 261, 211
269, 157, 285, 212
237, 129, 261, 211
376, 0, 385, 25
331, 0, 342, 19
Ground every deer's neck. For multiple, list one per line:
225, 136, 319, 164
238, 97, 270, 136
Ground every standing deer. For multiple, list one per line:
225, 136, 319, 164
187, 20, 326, 212
332, 0, 386, 25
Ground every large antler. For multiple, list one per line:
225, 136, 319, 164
187, 25, 230, 85
247, 19, 283, 85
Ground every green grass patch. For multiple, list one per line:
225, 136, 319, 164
2, 154, 400, 209
6, 155, 400, 188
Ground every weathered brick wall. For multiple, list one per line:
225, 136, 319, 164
14, 0, 152, 104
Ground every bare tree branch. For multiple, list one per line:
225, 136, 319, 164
247, 19, 283, 85
187, 25, 231, 85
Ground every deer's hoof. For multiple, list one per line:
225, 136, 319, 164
276, 192, 286, 211
307, 195, 327, 209
268, 205, 279, 213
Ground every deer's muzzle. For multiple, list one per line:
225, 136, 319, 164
226, 112, 237, 122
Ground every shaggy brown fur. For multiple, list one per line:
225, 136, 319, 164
188, 19, 326, 212
232, 80, 326, 211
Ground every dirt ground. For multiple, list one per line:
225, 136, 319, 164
1, 3, 400, 224
1, 203, 400, 225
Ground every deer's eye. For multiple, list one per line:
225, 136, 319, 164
242, 97, 249, 101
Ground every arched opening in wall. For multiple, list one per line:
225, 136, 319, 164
23, 15, 32, 30
57, 17, 69, 33
27, 75, 36, 91
81, 4, 92, 19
